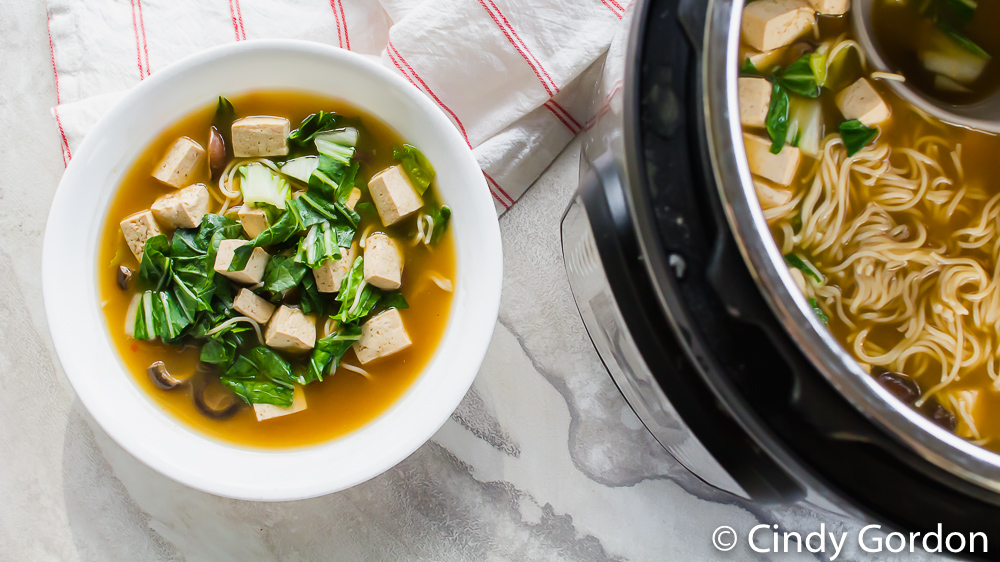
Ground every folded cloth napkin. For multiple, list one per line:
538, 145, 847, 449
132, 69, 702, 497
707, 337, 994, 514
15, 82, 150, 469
46, 0, 631, 214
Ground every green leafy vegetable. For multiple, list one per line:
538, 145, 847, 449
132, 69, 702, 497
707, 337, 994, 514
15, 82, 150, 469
429, 205, 452, 244
139, 235, 172, 290
221, 347, 297, 407
132, 290, 191, 342
765, 82, 790, 154
808, 298, 829, 325
740, 58, 760, 76
314, 127, 359, 147
393, 144, 436, 195
808, 52, 827, 88
938, 22, 989, 57
839, 119, 879, 156
334, 257, 381, 324
305, 325, 363, 383
379, 291, 409, 311
294, 222, 343, 268
784, 253, 824, 284
777, 54, 822, 98
262, 255, 308, 294
298, 271, 327, 317
279, 156, 320, 183
288, 112, 339, 146
239, 163, 291, 210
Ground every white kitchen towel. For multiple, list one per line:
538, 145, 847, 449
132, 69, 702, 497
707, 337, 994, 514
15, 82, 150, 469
46, 0, 631, 214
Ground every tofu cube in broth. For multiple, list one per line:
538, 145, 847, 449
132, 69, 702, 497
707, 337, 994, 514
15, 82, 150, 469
264, 306, 317, 353
314, 245, 357, 294
238, 206, 270, 239
368, 165, 424, 226
120, 209, 163, 261
233, 288, 276, 324
150, 183, 210, 229
214, 240, 270, 285
253, 386, 308, 422
232, 116, 291, 157
354, 309, 412, 365
152, 137, 205, 188
364, 233, 403, 291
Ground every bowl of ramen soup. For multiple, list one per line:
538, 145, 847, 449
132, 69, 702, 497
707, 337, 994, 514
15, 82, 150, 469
736, 0, 1000, 455
42, 40, 502, 500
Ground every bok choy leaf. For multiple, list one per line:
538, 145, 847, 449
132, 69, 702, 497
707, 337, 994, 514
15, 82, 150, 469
220, 347, 297, 406
393, 144, 435, 195
288, 112, 339, 146
305, 325, 363, 384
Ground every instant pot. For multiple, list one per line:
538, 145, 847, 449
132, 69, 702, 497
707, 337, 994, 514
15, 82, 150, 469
561, 0, 1000, 550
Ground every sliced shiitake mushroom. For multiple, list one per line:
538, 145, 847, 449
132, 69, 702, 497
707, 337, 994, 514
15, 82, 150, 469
208, 126, 228, 179
148, 361, 184, 390
930, 403, 958, 432
876, 371, 920, 404
191, 363, 242, 420
117, 266, 133, 291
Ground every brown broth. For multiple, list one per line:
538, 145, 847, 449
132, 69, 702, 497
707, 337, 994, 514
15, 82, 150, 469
97, 90, 456, 449
872, 0, 1000, 104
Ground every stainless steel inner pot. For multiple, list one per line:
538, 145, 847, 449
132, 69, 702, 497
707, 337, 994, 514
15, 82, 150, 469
703, 0, 1000, 492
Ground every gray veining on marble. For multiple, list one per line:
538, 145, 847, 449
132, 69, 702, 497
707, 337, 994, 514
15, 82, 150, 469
0, 2, 941, 561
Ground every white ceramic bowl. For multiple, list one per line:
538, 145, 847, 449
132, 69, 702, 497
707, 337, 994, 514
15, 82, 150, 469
42, 40, 502, 501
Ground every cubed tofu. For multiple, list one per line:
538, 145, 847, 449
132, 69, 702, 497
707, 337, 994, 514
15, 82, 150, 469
755, 180, 794, 209
152, 137, 205, 188
744, 48, 785, 73
741, 0, 815, 52
150, 183, 210, 229
346, 187, 362, 210
213, 239, 270, 285
744, 133, 801, 186
264, 305, 317, 352
739, 77, 773, 129
253, 386, 307, 422
353, 309, 412, 364
231, 116, 290, 157
363, 233, 403, 290
238, 206, 269, 239
368, 165, 423, 226
120, 209, 163, 260
836, 78, 891, 126
807, 0, 848, 14
233, 288, 276, 324
314, 244, 356, 293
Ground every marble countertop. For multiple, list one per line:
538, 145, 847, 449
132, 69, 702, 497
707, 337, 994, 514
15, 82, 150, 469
0, 3, 895, 561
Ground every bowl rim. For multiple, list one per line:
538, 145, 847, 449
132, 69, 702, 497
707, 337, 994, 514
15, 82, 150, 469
42, 39, 503, 501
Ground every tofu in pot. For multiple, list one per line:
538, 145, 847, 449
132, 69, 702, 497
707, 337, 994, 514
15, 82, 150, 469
213, 239, 270, 285
253, 386, 307, 422
744, 133, 801, 186
233, 288, 276, 324
755, 180, 794, 209
744, 48, 785, 73
806, 0, 848, 14
264, 305, 317, 352
152, 137, 205, 188
836, 78, 891, 126
353, 309, 412, 365
346, 187, 362, 210
120, 209, 163, 261
231, 116, 290, 157
739, 77, 773, 129
741, 0, 815, 52
150, 183, 210, 229
368, 165, 423, 226
238, 206, 269, 239
363, 233, 403, 291
314, 244, 356, 293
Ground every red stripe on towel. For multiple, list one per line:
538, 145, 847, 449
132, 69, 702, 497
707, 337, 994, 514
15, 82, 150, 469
549, 101, 581, 130
483, 172, 514, 208
129, 0, 146, 78
46, 13, 71, 166
601, 0, 624, 18
137, 0, 150, 76
387, 40, 472, 148
544, 102, 579, 134
336, 0, 351, 50
229, 0, 246, 41
477, 0, 557, 96
330, 0, 344, 48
